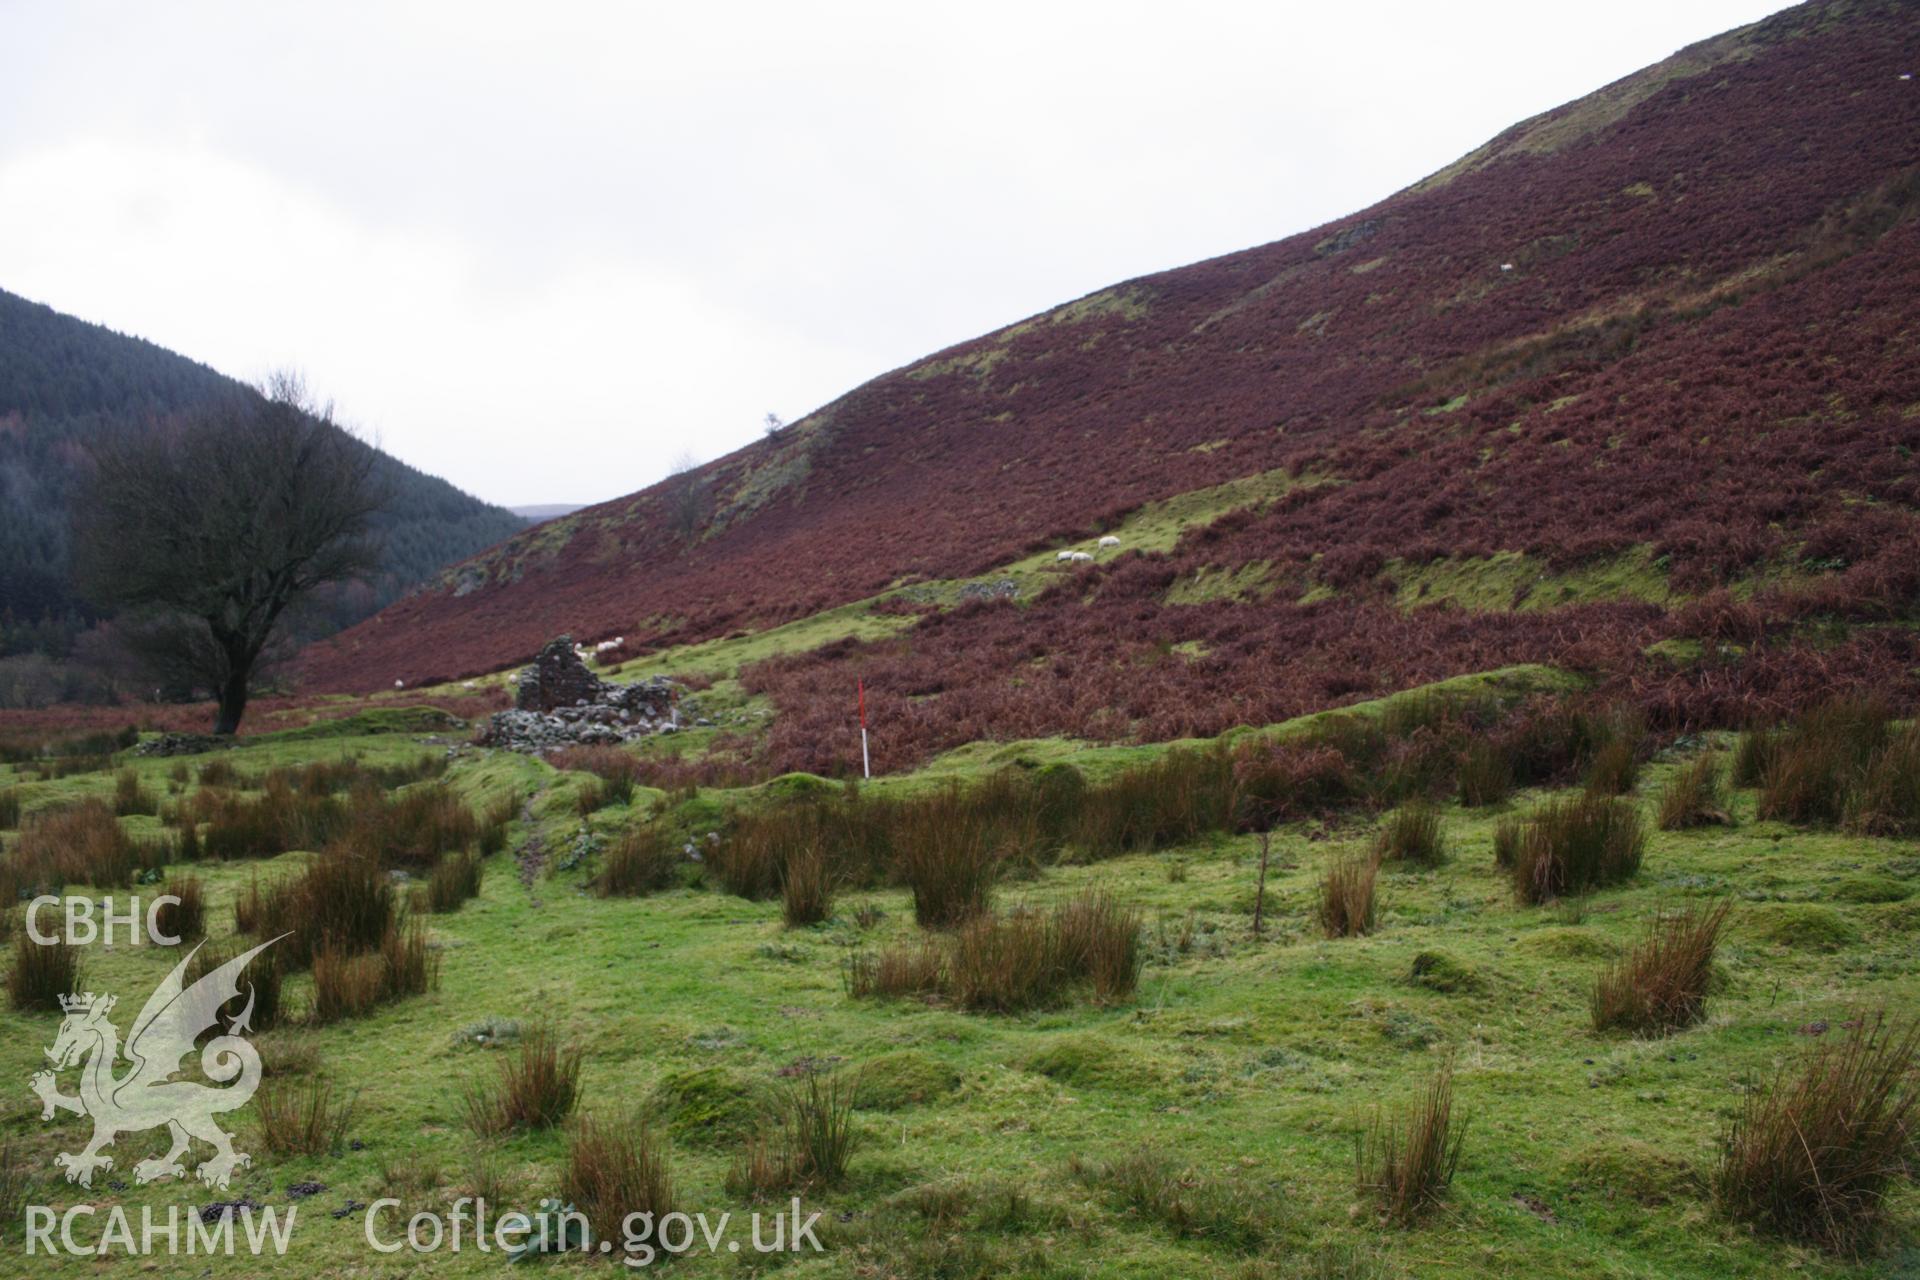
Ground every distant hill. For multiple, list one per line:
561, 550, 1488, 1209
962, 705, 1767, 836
0, 288, 527, 664
510, 504, 588, 522
306, 0, 1920, 771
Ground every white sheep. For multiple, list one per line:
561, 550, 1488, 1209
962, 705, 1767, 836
1068, 551, 1094, 562
1098, 535, 1121, 548
1500, 262, 1515, 272
394, 679, 405, 689
462, 680, 478, 690
1056, 551, 1075, 562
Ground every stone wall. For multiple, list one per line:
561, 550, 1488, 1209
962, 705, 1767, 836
478, 636, 687, 752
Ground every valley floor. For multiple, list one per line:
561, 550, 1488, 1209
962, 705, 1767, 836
0, 700, 1915, 1279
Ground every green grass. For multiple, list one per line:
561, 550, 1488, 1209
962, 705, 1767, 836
594, 465, 1320, 688
255, 706, 470, 741
842, 663, 1583, 798
1, 723, 1915, 1277
607, 598, 916, 684
1390, 546, 1677, 612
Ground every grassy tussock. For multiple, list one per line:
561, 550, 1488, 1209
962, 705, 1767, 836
1491, 815, 1522, 870
1656, 754, 1731, 829
1373, 801, 1446, 865
561, 1116, 675, 1258
576, 774, 635, 815
1507, 795, 1645, 904
711, 792, 887, 900
352, 784, 478, 868
548, 745, 640, 784
232, 875, 266, 934
0, 730, 132, 773
1737, 700, 1920, 836
948, 911, 1061, 1013
780, 1069, 860, 1186
710, 824, 784, 900
1495, 699, 1615, 787
425, 851, 484, 913
1077, 747, 1240, 852
194, 774, 475, 868
9, 799, 140, 892
1356, 1065, 1465, 1225
185, 940, 285, 1032
1578, 706, 1647, 797
196, 759, 242, 788
7, 932, 83, 1011
895, 793, 1002, 928
1755, 696, 1886, 827
239, 852, 397, 968
380, 916, 437, 999
1237, 743, 1360, 828
1583, 736, 1641, 797
309, 916, 436, 1024
477, 796, 516, 856
1848, 720, 1920, 837
1070, 1148, 1284, 1252
309, 948, 387, 1023
461, 1023, 583, 1135
715, 694, 1660, 902
1731, 728, 1778, 788
845, 939, 945, 1000
153, 875, 206, 941
1317, 854, 1379, 938
724, 1135, 792, 1199
1591, 901, 1731, 1034
780, 844, 833, 926
1054, 890, 1148, 1002
0, 786, 23, 828
112, 768, 157, 817
950, 894, 1143, 1012
1455, 740, 1512, 807
194, 781, 351, 861
255, 1077, 356, 1156
1714, 1011, 1920, 1254
595, 827, 678, 897
268, 754, 446, 794
851, 891, 1141, 1012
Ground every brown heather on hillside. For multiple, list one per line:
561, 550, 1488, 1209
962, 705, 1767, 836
294, 1, 1919, 774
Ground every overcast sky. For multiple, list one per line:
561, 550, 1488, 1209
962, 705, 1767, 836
0, 0, 1791, 509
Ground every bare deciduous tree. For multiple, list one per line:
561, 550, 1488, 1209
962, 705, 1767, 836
666, 451, 708, 542
73, 373, 386, 734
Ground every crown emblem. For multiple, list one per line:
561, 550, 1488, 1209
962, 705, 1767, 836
35, 943, 277, 1193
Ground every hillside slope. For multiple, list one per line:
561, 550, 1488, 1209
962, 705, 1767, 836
0, 288, 528, 654
306, 0, 1920, 771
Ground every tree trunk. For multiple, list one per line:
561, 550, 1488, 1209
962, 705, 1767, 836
213, 664, 251, 736
1252, 830, 1271, 938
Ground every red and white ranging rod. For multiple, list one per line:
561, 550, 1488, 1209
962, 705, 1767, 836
857, 679, 870, 779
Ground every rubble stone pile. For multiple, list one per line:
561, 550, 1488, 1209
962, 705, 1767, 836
478, 636, 685, 752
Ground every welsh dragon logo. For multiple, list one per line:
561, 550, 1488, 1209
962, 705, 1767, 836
29, 937, 282, 1189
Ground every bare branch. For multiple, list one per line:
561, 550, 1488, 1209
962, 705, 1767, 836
72, 372, 387, 733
